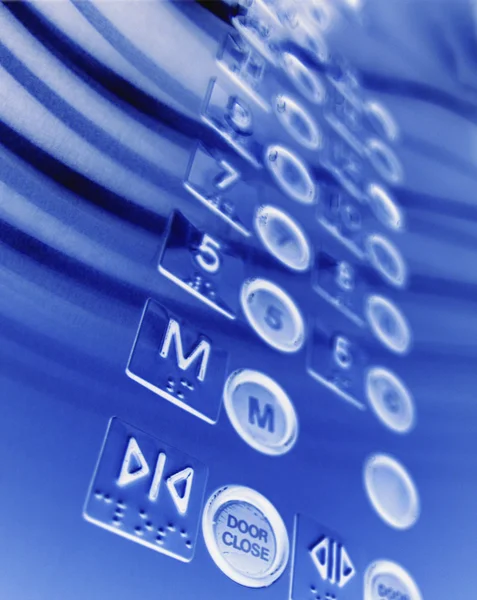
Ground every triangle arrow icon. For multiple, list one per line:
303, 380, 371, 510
338, 546, 355, 588
310, 537, 330, 582
118, 437, 150, 487
166, 467, 194, 515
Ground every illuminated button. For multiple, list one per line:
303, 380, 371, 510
202, 485, 289, 588
366, 138, 403, 184
365, 295, 411, 355
365, 561, 422, 600
274, 94, 322, 150
366, 183, 404, 231
366, 367, 415, 434
365, 234, 407, 288
364, 454, 420, 530
266, 145, 316, 204
240, 278, 305, 353
281, 51, 326, 105
255, 205, 312, 272
223, 369, 298, 456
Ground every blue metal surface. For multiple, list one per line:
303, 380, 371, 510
0, 1, 476, 598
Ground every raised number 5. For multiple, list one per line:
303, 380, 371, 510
196, 234, 221, 273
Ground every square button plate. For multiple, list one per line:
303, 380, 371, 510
126, 298, 228, 424
290, 513, 361, 600
84, 418, 208, 562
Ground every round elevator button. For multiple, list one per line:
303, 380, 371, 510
365, 560, 422, 600
224, 369, 298, 456
202, 485, 289, 588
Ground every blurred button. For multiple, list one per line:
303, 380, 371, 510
366, 183, 404, 231
366, 367, 415, 434
366, 234, 407, 288
366, 138, 403, 184
281, 51, 326, 104
365, 560, 422, 600
240, 278, 305, 353
202, 485, 289, 587
265, 144, 316, 204
224, 369, 298, 455
365, 295, 411, 355
364, 454, 420, 530
255, 205, 312, 272
274, 94, 322, 150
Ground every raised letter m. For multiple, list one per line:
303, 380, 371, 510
248, 396, 275, 432
159, 319, 210, 382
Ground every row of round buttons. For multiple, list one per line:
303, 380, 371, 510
222, 368, 419, 530
241, 277, 412, 357
188, 1, 421, 597
228, 0, 418, 498
221, 2, 421, 597
202, 483, 422, 598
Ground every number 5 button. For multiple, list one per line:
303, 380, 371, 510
240, 278, 305, 353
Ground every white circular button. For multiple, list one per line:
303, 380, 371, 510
202, 485, 289, 588
281, 51, 326, 104
240, 278, 305, 353
224, 369, 298, 456
364, 454, 420, 530
366, 367, 415, 434
255, 205, 312, 272
366, 234, 407, 288
366, 183, 404, 231
366, 139, 403, 184
365, 560, 422, 600
366, 295, 411, 355
266, 145, 316, 204
363, 101, 399, 142
274, 95, 322, 150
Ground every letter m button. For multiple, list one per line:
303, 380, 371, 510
127, 299, 228, 424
